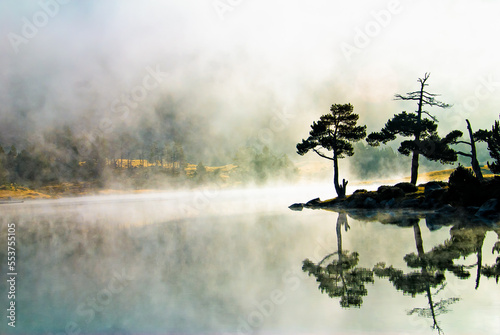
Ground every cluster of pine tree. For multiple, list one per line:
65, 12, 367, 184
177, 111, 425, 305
0, 125, 194, 189
0, 125, 299, 190
297, 73, 500, 198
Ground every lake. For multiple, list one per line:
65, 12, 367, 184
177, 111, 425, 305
0, 184, 499, 334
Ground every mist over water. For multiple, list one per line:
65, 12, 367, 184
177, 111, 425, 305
1, 187, 499, 334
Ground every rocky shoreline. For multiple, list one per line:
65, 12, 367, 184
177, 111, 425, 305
290, 177, 500, 225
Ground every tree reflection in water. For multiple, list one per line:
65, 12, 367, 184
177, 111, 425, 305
374, 219, 457, 334
302, 213, 374, 308
302, 210, 500, 334
373, 217, 500, 334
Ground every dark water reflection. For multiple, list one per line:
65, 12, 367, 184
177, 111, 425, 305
303, 210, 500, 334
303, 213, 374, 308
0, 189, 498, 334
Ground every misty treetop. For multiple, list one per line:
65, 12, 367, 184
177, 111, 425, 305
297, 103, 366, 198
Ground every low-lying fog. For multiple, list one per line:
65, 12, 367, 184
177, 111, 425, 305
1, 185, 499, 334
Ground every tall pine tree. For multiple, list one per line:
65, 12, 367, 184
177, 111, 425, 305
367, 73, 460, 184
297, 103, 366, 198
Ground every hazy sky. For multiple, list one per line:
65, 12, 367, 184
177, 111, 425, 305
1, 0, 500, 156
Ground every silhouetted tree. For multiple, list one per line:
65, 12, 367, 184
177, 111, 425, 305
452, 119, 484, 180
367, 73, 460, 185
477, 118, 500, 174
297, 103, 366, 198
488, 120, 500, 174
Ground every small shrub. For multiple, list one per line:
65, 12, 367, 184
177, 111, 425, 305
448, 166, 481, 205
449, 165, 477, 186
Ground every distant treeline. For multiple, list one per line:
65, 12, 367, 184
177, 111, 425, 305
0, 126, 297, 189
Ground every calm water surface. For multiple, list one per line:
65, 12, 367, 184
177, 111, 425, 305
0, 185, 499, 334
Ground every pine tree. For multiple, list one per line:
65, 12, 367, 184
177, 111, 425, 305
484, 120, 500, 174
452, 119, 483, 180
297, 103, 366, 198
367, 73, 460, 184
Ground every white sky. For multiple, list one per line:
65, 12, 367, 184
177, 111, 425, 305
1, 0, 500, 148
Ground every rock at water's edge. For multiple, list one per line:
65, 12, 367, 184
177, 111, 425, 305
475, 198, 499, 218
289, 203, 304, 211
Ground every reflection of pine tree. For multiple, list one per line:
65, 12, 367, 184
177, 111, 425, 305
374, 220, 458, 334
302, 213, 373, 308
419, 226, 500, 289
482, 257, 500, 283
480, 229, 500, 284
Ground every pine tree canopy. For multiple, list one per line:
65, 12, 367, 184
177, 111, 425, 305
366, 111, 438, 145
366, 113, 461, 164
297, 104, 366, 160
487, 121, 500, 173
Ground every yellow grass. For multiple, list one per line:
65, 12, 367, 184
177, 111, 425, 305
0, 184, 52, 200
184, 163, 238, 179
2, 164, 493, 201
355, 165, 494, 186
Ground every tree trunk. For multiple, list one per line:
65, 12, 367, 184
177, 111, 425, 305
336, 214, 343, 256
413, 221, 442, 332
333, 152, 347, 198
466, 119, 484, 181
410, 151, 419, 185
475, 245, 482, 290
413, 221, 425, 257
410, 78, 426, 185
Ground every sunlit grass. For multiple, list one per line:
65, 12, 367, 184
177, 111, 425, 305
0, 165, 495, 201
0, 184, 51, 200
